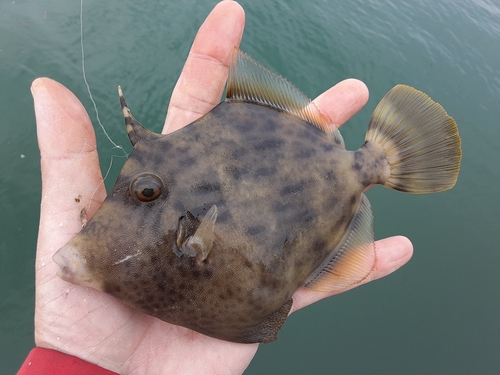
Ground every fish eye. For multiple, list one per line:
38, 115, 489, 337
130, 173, 165, 202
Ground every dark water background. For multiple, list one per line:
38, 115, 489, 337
1, 0, 499, 373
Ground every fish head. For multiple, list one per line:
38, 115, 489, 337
53, 132, 179, 293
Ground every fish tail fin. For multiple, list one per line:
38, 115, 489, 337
365, 85, 462, 194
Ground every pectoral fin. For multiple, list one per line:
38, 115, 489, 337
304, 194, 377, 293
176, 205, 218, 261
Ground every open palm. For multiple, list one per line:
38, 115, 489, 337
30, 2, 412, 374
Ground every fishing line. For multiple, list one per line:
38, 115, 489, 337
80, 0, 128, 211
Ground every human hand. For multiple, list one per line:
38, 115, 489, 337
30, 1, 412, 374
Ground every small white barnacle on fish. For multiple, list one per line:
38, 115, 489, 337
52, 48, 461, 343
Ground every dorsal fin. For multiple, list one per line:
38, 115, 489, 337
118, 86, 162, 145
226, 48, 344, 147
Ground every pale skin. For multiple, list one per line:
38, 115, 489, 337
30, 1, 413, 374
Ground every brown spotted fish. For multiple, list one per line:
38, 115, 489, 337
53, 49, 461, 343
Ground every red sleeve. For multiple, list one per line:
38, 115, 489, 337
18, 347, 119, 375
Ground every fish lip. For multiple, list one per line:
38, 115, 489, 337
53, 245, 79, 283
53, 243, 95, 287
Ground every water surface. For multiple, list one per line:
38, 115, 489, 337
1, 0, 499, 373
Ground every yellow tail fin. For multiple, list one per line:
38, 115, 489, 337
365, 85, 462, 194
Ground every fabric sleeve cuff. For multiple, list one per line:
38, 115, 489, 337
18, 347, 119, 375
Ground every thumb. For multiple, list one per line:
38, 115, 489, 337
31, 77, 105, 277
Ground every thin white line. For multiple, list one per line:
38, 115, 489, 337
80, 0, 128, 212
113, 251, 141, 265
80, 0, 126, 155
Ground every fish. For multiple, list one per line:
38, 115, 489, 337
52, 48, 461, 343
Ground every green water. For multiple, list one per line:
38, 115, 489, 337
1, 0, 499, 373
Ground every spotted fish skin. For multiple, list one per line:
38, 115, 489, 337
53, 49, 461, 343
59, 101, 387, 343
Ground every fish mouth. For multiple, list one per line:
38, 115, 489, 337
53, 243, 100, 289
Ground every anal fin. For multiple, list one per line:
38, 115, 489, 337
304, 194, 377, 293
